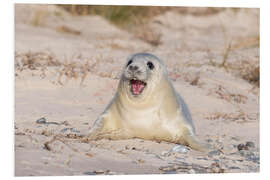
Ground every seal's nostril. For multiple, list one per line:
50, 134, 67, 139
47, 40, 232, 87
129, 65, 139, 71
133, 66, 138, 71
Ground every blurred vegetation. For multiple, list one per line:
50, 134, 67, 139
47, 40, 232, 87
57, 5, 226, 27
58, 5, 171, 27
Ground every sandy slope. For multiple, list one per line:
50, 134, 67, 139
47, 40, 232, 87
14, 5, 259, 176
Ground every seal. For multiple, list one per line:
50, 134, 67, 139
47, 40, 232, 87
88, 53, 211, 152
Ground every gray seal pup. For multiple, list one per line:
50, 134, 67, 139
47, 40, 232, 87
87, 53, 211, 152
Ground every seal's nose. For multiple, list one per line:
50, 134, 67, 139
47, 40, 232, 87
128, 65, 139, 71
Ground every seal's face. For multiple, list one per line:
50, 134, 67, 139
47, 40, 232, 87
125, 58, 152, 96
121, 53, 166, 100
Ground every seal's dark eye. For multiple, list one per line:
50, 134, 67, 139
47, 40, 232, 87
147, 61, 154, 70
127, 60, 133, 67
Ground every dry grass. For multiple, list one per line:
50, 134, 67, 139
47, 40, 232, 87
15, 51, 118, 86
176, 7, 225, 16
239, 63, 260, 87
207, 21, 233, 71
56, 5, 226, 47
206, 21, 259, 88
189, 75, 200, 86
56, 25, 81, 35
209, 162, 225, 173
206, 47, 259, 88
58, 5, 171, 26
219, 23, 259, 86
222, 60, 259, 87
15, 51, 61, 71
57, 62, 79, 85
233, 36, 260, 50
184, 72, 201, 86
43, 135, 80, 153
208, 85, 248, 104
58, 5, 225, 23
159, 160, 225, 174
205, 110, 258, 123
220, 42, 232, 70
30, 8, 48, 26
18, 49, 259, 88
56, 55, 100, 86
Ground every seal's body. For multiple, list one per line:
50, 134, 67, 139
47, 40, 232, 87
88, 53, 210, 152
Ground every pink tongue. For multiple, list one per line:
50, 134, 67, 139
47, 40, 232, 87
132, 82, 145, 95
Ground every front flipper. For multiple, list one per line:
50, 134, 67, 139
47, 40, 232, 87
85, 108, 131, 142
87, 113, 108, 140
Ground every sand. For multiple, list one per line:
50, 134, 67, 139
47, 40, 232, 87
14, 4, 259, 176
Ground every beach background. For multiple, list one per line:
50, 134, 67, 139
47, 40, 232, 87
14, 4, 259, 176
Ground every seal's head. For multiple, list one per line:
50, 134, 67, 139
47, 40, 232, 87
120, 53, 168, 101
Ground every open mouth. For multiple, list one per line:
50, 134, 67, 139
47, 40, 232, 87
130, 79, 147, 95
